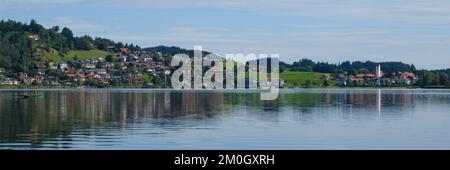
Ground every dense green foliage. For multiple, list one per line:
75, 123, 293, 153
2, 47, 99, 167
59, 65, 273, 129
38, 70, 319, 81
144, 46, 210, 57
415, 69, 450, 87
288, 58, 416, 74
0, 19, 136, 74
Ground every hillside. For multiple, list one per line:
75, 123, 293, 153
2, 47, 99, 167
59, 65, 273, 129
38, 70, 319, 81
0, 19, 134, 74
35, 49, 113, 62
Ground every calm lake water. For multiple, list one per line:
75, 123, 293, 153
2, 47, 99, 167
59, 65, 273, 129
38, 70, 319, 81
1, 89, 450, 150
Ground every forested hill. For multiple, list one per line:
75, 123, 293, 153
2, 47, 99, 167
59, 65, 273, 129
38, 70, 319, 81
0, 19, 139, 73
143, 46, 210, 57
285, 58, 417, 74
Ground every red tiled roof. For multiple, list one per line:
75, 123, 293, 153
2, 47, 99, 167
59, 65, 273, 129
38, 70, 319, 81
120, 48, 129, 52
67, 74, 77, 78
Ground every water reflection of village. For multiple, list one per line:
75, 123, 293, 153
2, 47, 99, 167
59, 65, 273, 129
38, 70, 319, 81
288, 90, 417, 122
0, 90, 421, 149
0, 91, 229, 148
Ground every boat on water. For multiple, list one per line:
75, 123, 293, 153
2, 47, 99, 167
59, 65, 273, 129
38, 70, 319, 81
22, 94, 44, 98
22, 91, 44, 99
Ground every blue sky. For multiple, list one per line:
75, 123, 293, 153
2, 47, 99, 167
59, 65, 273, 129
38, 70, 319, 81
1, 0, 450, 69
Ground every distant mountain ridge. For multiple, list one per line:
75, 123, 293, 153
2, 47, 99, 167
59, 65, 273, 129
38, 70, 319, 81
143, 46, 211, 57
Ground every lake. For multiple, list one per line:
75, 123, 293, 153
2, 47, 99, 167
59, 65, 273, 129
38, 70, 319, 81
1, 89, 450, 150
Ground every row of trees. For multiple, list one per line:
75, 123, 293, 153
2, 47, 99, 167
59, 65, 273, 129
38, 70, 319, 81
288, 58, 416, 74
416, 70, 450, 87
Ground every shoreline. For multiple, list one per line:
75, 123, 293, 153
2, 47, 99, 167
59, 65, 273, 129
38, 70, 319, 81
1, 86, 449, 91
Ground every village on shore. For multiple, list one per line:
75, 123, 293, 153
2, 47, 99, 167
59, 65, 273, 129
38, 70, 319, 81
0, 47, 172, 88
0, 47, 419, 88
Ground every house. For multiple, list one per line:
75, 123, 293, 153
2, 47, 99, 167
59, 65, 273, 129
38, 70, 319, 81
67, 66, 77, 73
365, 73, 377, 80
396, 77, 411, 85
119, 55, 127, 62
143, 57, 152, 62
59, 62, 68, 70
121, 65, 128, 71
86, 73, 97, 79
395, 72, 418, 85
350, 77, 366, 86
337, 78, 347, 86
28, 34, 39, 41
67, 73, 77, 79
19, 72, 28, 79
36, 64, 47, 75
78, 74, 86, 82
111, 76, 122, 82
83, 63, 96, 69
1, 78, 19, 85
19, 73, 31, 85
0, 67, 5, 74
120, 48, 129, 53
49, 62, 58, 70
100, 74, 111, 79
355, 73, 377, 80
124, 74, 144, 85
34, 76, 44, 84
336, 74, 348, 86
321, 74, 331, 80
380, 77, 394, 86
149, 61, 166, 70
96, 69, 107, 75
46, 76, 60, 85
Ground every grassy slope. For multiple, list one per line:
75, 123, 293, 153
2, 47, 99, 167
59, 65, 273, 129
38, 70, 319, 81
36, 49, 113, 62
280, 71, 336, 88
63, 50, 113, 61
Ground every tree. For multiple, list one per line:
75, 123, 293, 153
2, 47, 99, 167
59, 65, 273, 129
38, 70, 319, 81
152, 74, 162, 86
73, 54, 79, 61
292, 59, 315, 72
348, 69, 358, 75
304, 80, 313, 88
61, 27, 73, 39
439, 73, 449, 85
105, 55, 114, 62
358, 68, 370, 74
30, 19, 43, 33
50, 26, 60, 33
61, 27, 74, 49
422, 71, 436, 86
323, 80, 330, 87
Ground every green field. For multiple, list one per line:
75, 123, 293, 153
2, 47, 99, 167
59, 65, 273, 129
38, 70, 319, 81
37, 49, 113, 62
280, 71, 336, 88
62, 50, 113, 61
